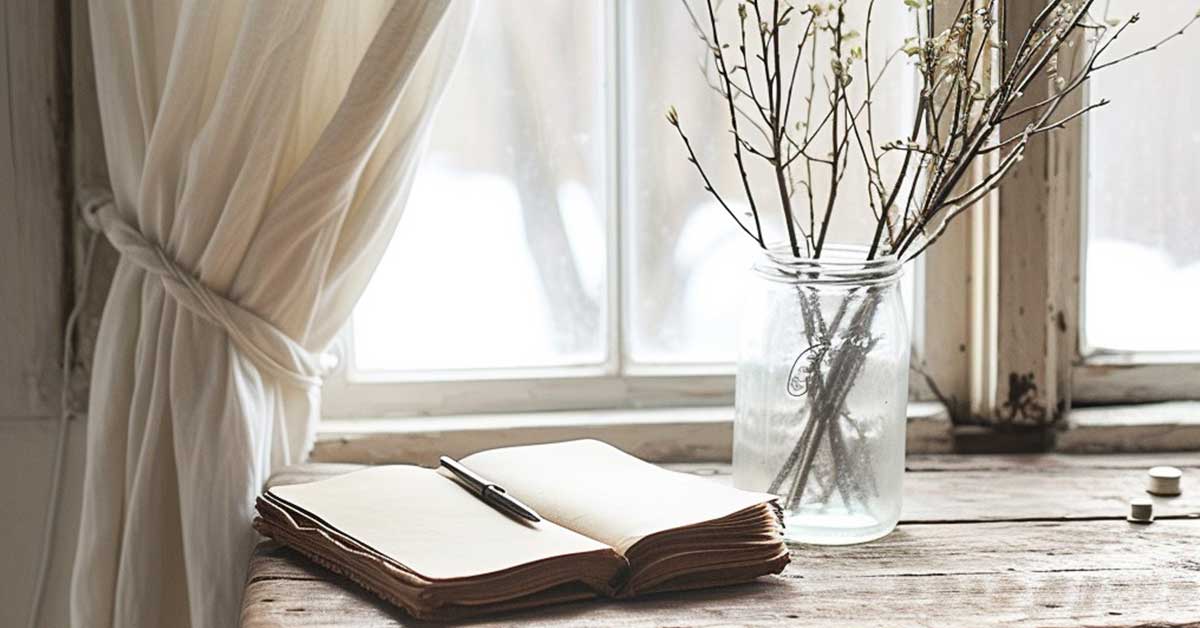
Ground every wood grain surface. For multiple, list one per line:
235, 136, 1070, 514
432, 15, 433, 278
243, 454, 1200, 628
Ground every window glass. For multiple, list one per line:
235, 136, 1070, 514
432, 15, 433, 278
354, 1, 922, 376
352, 1, 608, 372
1085, 0, 1200, 352
622, 1, 916, 364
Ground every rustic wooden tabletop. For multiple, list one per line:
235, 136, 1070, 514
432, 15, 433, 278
241, 454, 1200, 627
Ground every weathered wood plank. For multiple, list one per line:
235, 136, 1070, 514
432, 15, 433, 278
312, 404, 956, 466
1074, 362, 1200, 405
242, 519, 1200, 628
993, 3, 1085, 427
902, 467, 1199, 522
0, 3, 73, 628
901, 0, 996, 425
1057, 403, 1200, 454
837, 458, 1197, 521
906, 451, 1200, 472
0, 0, 69, 419
269, 457, 1200, 523
245, 457, 1200, 627
70, 0, 120, 410
312, 410, 737, 466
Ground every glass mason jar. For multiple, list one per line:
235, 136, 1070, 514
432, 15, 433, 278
733, 244, 909, 545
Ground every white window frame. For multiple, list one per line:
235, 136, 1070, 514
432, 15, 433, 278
989, 2, 1200, 418
1069, 60, 1200, 405
321, 1, 970, 420
1071, 112, 1200, 404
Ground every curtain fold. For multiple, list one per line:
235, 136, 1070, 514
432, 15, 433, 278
72, 2, 473, 626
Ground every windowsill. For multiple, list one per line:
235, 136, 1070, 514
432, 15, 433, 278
313, 400, 1200, 465
313, 401, 955, 465
1057, 401, 1200, 453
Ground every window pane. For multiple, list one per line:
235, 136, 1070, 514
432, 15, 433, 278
352, 1, 607, 372
623, 2, 916, 365
1085, 0, 1200, 353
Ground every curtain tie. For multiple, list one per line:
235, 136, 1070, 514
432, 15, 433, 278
79, 189, 323, 388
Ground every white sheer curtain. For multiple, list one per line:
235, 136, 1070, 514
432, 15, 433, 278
72, 2, 473, 627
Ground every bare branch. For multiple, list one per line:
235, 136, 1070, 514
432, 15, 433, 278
981, 99, 1109, 155
702, 0, 766, 244
666, 0, 1192, 264
1093, 13, 1199, 71
668, 110, 764, 245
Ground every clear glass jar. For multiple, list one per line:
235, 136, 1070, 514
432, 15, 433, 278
733, 244, 909, 545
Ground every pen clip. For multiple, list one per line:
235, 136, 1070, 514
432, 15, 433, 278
439, 456, 488, 495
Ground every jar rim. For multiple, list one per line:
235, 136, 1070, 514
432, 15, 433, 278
755, 243, 902, 285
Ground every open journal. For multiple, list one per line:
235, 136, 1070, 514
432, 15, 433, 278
254, 439, 789, 620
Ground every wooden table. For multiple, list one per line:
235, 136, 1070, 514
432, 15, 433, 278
241, 454, 1200, 627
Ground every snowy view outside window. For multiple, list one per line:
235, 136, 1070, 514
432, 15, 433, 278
1085, 0, 1200, 353
353, 1, 608, 372
351, 1, 915, 375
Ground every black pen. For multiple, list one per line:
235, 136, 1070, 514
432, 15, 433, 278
438, 456, 542, 523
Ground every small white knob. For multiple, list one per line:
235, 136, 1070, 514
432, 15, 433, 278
1147, 466, 1182, 497
1127, 497, 1154, 524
